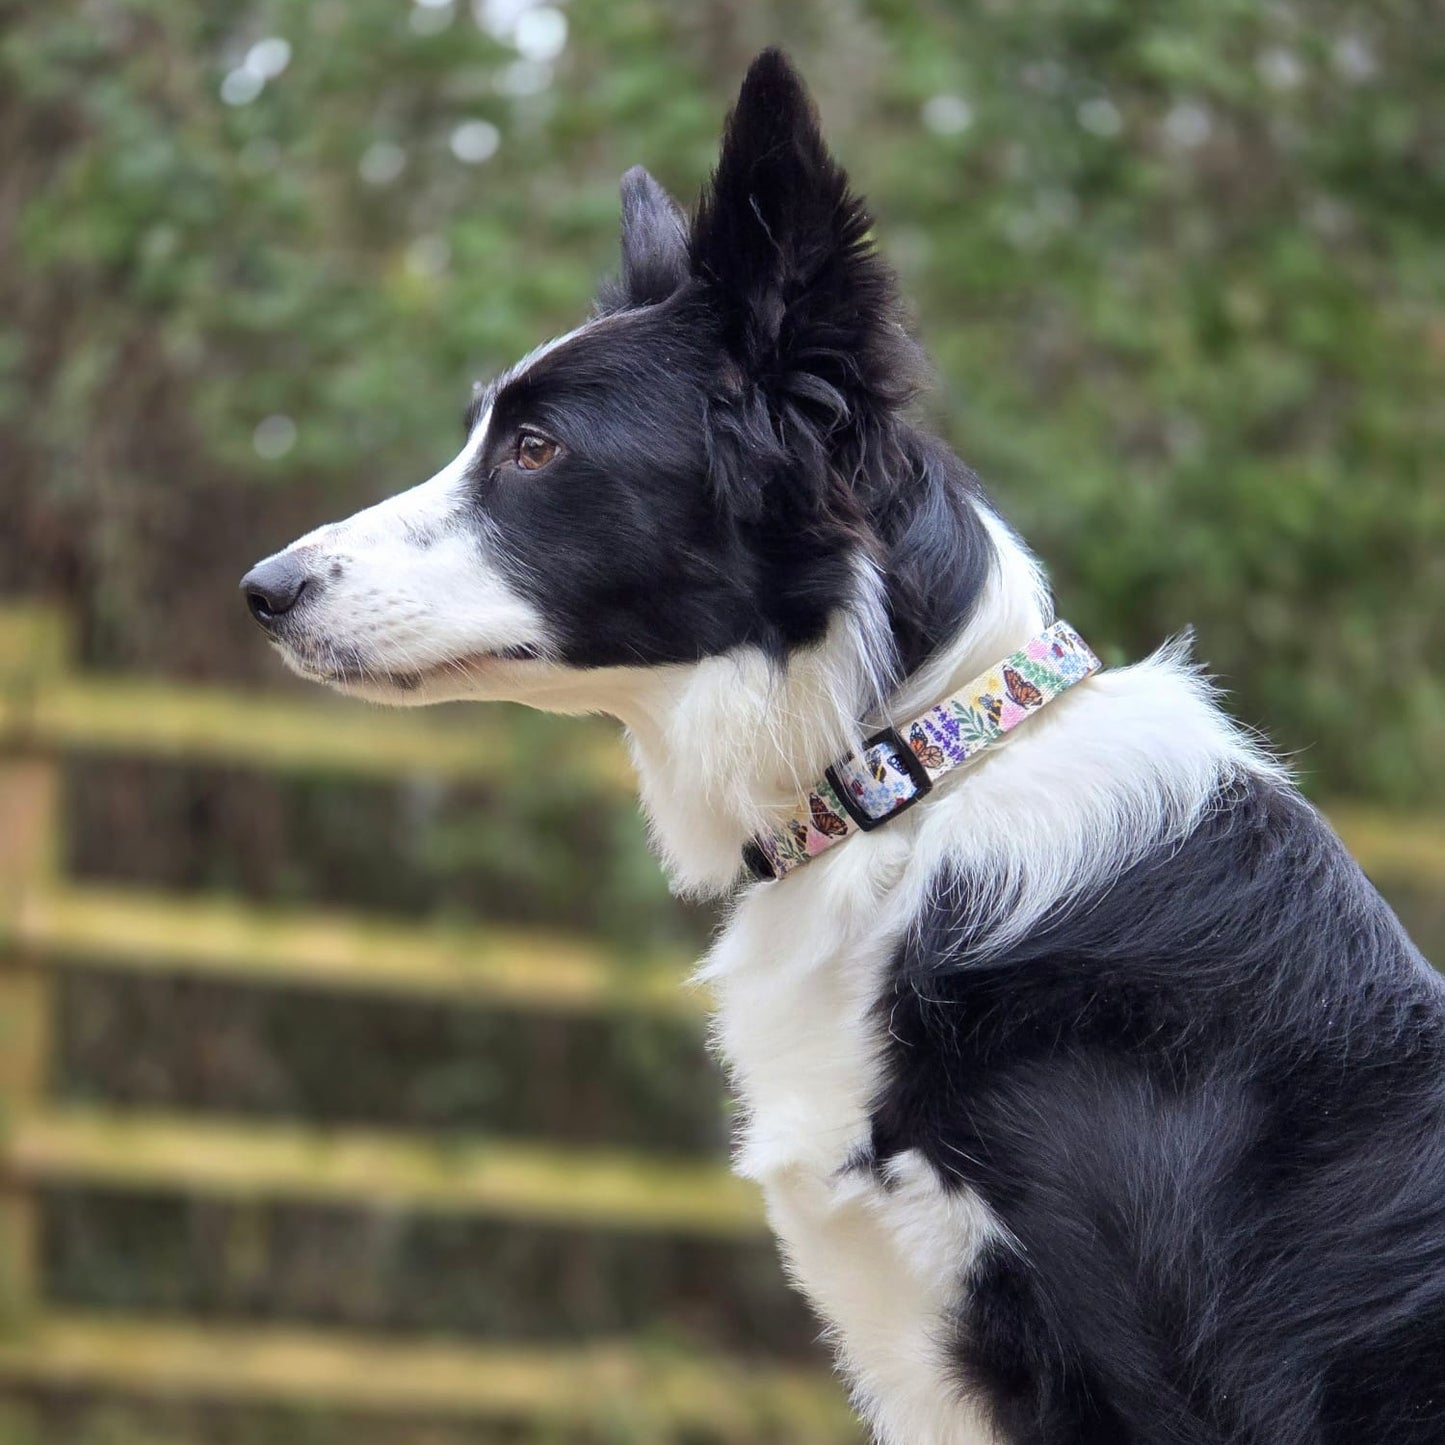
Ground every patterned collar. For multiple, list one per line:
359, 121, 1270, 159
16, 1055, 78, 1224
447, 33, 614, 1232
742, 620, 1102, 882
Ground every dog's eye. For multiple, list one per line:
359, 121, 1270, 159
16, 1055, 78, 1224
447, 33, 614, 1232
515, 431, 559, 471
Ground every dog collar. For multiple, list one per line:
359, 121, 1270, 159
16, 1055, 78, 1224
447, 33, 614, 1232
742, 620, 1102, 882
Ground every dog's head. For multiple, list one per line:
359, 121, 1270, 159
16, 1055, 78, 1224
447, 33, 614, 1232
242, 50, 995, 714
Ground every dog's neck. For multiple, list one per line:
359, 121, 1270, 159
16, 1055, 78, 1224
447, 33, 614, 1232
612, 508, 1051, 897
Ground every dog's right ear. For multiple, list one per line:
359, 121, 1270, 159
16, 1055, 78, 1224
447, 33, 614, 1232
617, 165, 689, 306
689, 50, 915, 452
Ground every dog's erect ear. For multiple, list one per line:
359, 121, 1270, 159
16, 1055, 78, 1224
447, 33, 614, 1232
618, 166, 689, 306
690, 50, 913, 419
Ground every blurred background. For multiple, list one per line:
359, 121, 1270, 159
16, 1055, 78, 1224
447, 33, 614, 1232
0, 0, 1441, 1441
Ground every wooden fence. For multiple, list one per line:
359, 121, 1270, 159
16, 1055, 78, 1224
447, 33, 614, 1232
0, 602, 1441, 1441
0, 606, 856, 1442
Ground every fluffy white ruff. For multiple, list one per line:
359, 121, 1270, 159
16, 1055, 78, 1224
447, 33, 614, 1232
615, 509, 1051, 897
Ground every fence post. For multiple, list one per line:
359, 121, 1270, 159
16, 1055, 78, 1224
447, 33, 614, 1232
0, 609, 65, 1347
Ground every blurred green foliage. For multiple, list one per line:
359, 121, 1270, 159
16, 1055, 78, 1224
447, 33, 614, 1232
3, 0, 1441, 800
0, 2, 1442, 1439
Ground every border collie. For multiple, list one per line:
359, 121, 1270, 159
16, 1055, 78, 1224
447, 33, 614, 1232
241, 50, 1445, 1445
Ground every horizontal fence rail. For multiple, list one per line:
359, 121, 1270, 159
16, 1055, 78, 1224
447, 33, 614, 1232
0, 609, 632, 790
3, 674, 635, 791
0, 1312, 857, 1438
17, 883, 697, 1016
1327, 807, 1445, 885
10, 1107, 761, 1235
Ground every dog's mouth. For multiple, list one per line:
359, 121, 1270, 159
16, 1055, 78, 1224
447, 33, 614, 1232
275, 640, 544, 693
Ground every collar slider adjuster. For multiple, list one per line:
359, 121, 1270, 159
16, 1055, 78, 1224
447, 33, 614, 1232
741, 620, 1102, 883
825, 726, 933, 833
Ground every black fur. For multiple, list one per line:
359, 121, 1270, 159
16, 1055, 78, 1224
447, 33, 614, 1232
615, 165, 688, 306
870, 780, 1445, 1443
463, 49, 990, 677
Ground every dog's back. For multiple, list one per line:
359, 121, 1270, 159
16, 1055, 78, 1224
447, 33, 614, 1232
876, 775, 1445, 1443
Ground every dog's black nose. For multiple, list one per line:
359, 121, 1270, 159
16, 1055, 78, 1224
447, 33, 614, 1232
240, 554, 311, 629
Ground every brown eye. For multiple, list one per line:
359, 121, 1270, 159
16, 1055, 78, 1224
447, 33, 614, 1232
515, 431, 558, 471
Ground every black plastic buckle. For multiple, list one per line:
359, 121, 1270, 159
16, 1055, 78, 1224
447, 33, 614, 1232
824, 726, 933, 833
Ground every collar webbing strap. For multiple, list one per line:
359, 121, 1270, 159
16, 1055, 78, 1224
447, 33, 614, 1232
742, 620, 1101, 882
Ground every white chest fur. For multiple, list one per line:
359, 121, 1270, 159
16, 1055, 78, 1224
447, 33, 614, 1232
700, 834, 1004, 1445
692, 647, 1275, 1444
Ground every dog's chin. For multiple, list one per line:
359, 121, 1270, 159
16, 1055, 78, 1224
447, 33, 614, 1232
273, 639, 543, 708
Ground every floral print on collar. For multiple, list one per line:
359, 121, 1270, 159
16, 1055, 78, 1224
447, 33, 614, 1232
743, 620, 1102, 882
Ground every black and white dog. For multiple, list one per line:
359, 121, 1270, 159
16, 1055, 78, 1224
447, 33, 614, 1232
242, 50, 1445, 1445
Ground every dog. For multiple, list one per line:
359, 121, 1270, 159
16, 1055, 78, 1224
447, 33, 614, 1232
241, 49, 1445, 1445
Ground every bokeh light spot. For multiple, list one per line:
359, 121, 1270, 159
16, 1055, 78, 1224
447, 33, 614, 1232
922, 94, 973, 136
513, 7, 566, 62
220, 67, 264, 106
245, 37, 291, 80
450, 119, 501, 164
253, 415, 297, 460
1257, 47, 1305, 91
1332, 35, 1376, 83
359, 141, 407, 186
473, 0, 533, 40
1163, 100, 1212, 149
1077, 97, 1123, 138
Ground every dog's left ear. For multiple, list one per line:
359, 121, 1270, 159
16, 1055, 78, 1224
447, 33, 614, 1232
617, 165, 689, 306
690, 50, 913, 423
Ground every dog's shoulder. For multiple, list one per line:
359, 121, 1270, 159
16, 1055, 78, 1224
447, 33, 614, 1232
871, 769, 1445, 1444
